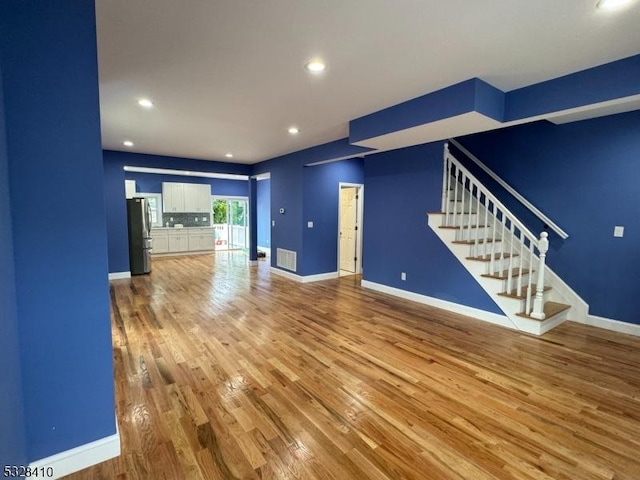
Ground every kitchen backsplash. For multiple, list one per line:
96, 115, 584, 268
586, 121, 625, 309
161, 213, 211, 228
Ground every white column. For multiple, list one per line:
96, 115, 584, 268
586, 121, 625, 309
531, 232, 549, 320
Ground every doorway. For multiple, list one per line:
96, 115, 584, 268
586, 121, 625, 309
212, 197, 249, 251
338, 183, 364, 276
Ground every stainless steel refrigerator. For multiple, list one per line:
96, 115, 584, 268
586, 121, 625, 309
126, 197, 152, 275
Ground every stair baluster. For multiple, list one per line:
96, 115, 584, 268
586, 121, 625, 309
482, 195, 489, 258
530, 232, 549, 320
489, 203, 497, 274
441, 143, 450, 216
506, 222, 515, 293
471, 185, 478, 257
461, 172, 468, 236
516, 233, 525, 298
452, 166, 460, 227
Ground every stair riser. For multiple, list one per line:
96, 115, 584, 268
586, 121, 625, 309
481, 257, 523, 274
441, 213, 482, 226
498, 290, 551, 313
454, 227, 495, 242
484, 273, 535, 292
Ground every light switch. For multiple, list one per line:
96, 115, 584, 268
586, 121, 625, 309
307, 221, 314, 228
614, 226, 624, 237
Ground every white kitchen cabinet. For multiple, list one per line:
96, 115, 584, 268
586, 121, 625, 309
168, 230, 189, 252
151, 229, 169, 254
162, 183, 185, 213
162, 182, 211, 213
183, 184, 211, 213
188, 228, 215, 251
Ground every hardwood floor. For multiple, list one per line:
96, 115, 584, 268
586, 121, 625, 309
65, 252, 640, 479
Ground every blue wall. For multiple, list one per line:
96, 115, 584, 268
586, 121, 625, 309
104, 150, 250, 273
0, 0, 115, 460
0, 61, 27, 469
302, 159, 364, 275
257, 179, 271, 249
252, 140, 367, 274
363, 142, 503, 314
253, 157, 304, 268
457, 112, 640, 324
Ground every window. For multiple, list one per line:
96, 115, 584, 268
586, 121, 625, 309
137, 192, 163, 227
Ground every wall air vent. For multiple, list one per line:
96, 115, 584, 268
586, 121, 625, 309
276, 248, 297, 272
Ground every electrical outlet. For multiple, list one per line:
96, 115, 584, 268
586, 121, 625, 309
614, 225, 624, 237
401, 272, 406, 281
307, 221, 314, 228
271, 220, 275, 227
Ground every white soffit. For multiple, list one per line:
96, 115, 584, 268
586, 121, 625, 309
352, 112, 503, 151
547, 94, 640, 125
123, 166, 248, 180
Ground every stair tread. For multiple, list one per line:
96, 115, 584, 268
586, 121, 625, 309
481, 268, 531, 280
453, 238, 501, 245
466, 253, 517, 262
517, 301, 570, 321
498, 284, 551, 299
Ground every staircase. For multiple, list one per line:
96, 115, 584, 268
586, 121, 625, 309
427, 143, 582, 335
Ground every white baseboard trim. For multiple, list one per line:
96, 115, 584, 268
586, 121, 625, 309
361, 280, 514, 330
582, 314, 640, 337
249, 260, 259, 266
270, 267, 339, 283
27, 431, 120, 479
108, 271, 131, 281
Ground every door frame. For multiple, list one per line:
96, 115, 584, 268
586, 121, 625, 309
212, 195, 249, 250
337, 183, 364, 275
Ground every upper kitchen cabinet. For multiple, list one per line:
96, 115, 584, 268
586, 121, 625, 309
162, 182, 184, 212
183, 184, 211, 213
162, 182, 211, 213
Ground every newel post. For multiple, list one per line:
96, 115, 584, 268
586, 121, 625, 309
441, 142, 449, 212
531, 231, 549, 319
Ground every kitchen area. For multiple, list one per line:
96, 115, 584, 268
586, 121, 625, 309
125, 177, 248, 262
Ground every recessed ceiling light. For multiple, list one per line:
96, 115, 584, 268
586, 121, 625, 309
288, 127, 300, 134
225, 153, 234, 158
123, 140, 134, 147
137, 98, 154, 108
596, 0, 633, 10
305, 60, 326, 73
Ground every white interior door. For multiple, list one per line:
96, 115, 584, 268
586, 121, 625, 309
339, 187, 358, 273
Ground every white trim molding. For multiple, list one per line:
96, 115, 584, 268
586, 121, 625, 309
582, 315, 640, 337
108, 271, 131, 281
27, 431, 120, 479
270, 267, 339, 283
361, 280, 514, 330
249, 260, 259, 266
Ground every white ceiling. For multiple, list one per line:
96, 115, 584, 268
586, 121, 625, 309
96, 0, 640, 165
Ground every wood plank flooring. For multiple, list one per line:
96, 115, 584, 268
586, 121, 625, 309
65, 252, 640, 479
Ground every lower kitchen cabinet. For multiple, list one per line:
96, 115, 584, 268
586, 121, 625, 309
168, 232, 189, 252
188, 228, 215, 251
152, 231, 169, 254
151, 228, 214, 254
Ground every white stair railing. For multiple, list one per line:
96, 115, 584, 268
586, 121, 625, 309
441, 143, 548, 319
